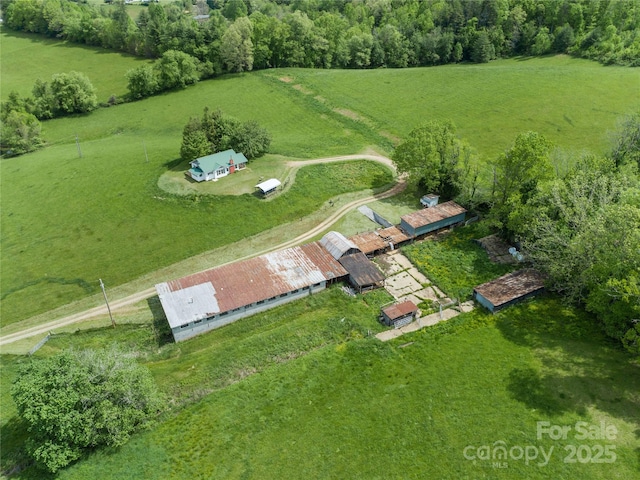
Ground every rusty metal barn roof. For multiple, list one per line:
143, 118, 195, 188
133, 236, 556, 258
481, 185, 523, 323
382, 300, 418, 320
401, 201, 467, 229
156, 242, 347, 329
377, 226, 411, 245
319, 231, 360, 260
338, 252, 385, 288
474, 269, 545, 308
349, 231, 388, 255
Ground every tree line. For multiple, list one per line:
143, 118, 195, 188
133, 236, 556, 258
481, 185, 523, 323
0, 71, 98, 155
3, 0, 638, 77
392, 112, 640, 354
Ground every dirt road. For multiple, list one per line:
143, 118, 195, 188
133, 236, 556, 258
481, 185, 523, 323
0, 154, 403, 346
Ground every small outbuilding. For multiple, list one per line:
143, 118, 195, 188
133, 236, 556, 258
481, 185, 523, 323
473, 269, 545, 313
380, 300, 419, 328
319, 231, 360, 260
420, 194, 440, 208
338, 252, 385, 293
399, 200, 466, 238
255, 178, 281, 196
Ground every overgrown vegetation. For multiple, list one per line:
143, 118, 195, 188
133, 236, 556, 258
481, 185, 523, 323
403, 223, 516, 301
11, 346, 164, 472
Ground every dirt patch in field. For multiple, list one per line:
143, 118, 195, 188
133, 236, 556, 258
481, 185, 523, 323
279, 76, 293, 83
293, 84, 313, 95
380, 131, 402, 145
315, 95, 327, 103
334, 108, 365, 122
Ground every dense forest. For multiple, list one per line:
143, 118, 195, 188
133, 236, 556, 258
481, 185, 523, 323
3, 0, 639, 77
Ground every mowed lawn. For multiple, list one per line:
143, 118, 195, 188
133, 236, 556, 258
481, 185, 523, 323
0, 30, 150, 103
2, 294, 632, 480
1, 45, 638, 327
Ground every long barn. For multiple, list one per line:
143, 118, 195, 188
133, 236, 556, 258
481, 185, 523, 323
399, 201, 467, 238
156, 242, 348, 342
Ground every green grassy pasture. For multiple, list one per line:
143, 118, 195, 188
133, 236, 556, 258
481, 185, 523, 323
0, 150, 391, 326
2, 292, 636, 479
285, 55, 640, 159
1, 46, 637, 327
0, 29, 151, 103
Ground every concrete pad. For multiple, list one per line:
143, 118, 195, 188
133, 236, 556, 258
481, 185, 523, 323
459, 301, 475, 313
376, 306, 465, 342
389, 252, 414, 269
375, 254, 404, 275
413, 288, 439, 302
375, 329, 403, 341
431, 285, 447, 299
403, 294, 424, 306
407, 267, 430, 285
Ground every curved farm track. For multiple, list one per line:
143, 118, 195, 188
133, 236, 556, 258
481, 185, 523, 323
0, 155, 403, 346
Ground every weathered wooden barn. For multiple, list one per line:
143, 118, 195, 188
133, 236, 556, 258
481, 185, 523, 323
319, 231, 360, 259
380, 300, 419, 328
156, 242, 348, 342
473, 269, 545, 313
188, 149, 247, 182
349, 231, 389, 257
338, 252, 385, 293
348, 226, 412, 257
399, 201, 467, 238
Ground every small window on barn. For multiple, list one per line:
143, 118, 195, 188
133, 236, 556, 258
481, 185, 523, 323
280, 293, 288, 298
180, 324, 189, 328
257, 300, 265, 305
220, 311, 228, 316
194, 319, 202, 324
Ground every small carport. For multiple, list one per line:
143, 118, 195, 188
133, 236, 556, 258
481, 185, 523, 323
255, 178, 281, 197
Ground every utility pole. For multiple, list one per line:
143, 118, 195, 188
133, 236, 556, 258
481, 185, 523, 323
75, 134, 82, 158
99, 279, 116, 328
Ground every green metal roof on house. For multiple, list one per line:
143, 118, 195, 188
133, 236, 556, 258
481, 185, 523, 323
191, 149, 248, 173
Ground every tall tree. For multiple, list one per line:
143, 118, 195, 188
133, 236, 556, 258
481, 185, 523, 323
12, 347, 164, 473
393, 120, 475, 198
491, 131, 553, 232
0, 110, 43, 155
126, 64, 159, 100
180, 116, 210, 161
154, 50, 201, 90
221, 17, 254, 73
611, 111, 640, 169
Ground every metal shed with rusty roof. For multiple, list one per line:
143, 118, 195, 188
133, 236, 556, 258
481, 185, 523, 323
473, 269, 545, 313
399, 201, 467, 237
380, 300, 419, 328
156, 242, 348, 342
